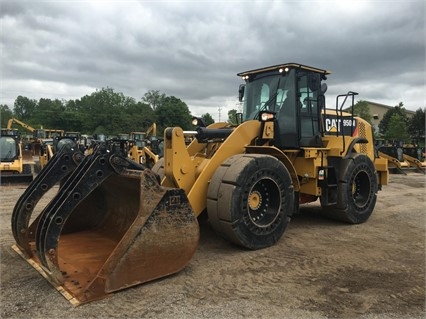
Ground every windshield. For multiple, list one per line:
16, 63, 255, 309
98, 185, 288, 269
242, 71, 291, 121
0, 136, 18, 161
132, 133, 146, 140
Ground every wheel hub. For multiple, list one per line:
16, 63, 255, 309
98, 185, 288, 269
247, 178, 281, 228
248, 191, 262, 210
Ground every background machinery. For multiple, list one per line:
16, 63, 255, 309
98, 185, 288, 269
7, 118, 65, 172
0, 129, 34, 183
402, 143, 426, 173
377, 140, 425, 174
11, 63, 388, 305
7, 118, 63, 157
6, 118, 38, 161
128, 123, 163, 168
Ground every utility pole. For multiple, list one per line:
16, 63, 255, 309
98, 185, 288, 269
218, 106, 222, 122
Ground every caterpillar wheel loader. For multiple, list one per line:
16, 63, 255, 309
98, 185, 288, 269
402, 143, 426, 174
11, 63, 388, 305
377, 142, 413, 174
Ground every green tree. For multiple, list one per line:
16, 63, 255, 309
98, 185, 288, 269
155, 96, 192, 134
352, 100, 372, 124
6, 89, 197, 137
142, 90, 166, 111
379, 102, 407, 135
407, 108, 425, 141
227, 109, 238, 124
33, 98, 66, 129
13, 96, 37, 120
60, 89, 167, 135
384, 113, 410, 143
63, 99, 86, 132
77, 87, 129, 135
201, 113, 215, 126
0, 105, 13, 127
123, 101, 156, 133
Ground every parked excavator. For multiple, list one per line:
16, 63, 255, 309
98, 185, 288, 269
11, 63, 388, 305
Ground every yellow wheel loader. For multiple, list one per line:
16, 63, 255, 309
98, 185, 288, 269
128, 123, 162, 168
377, 142, 416, 174
11, 63, 388, 305
402, 144, 426, 174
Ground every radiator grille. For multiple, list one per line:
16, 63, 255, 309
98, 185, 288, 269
358, 122, 368, 153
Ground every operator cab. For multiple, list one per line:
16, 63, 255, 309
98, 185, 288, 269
0, 129, 20, 162
238, 63, 330, 148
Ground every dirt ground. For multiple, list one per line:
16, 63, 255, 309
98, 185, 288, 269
0, 172, 425, 319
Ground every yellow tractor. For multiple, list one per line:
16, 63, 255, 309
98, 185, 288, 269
7, 118, 65, 170
0, 129, 34, 184
11, 63, 388, 305
128, 123, 162, 168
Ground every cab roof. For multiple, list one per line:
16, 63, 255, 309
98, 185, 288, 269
237, 63, 331, 77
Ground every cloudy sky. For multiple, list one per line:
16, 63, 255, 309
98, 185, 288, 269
1, 0, 425, 121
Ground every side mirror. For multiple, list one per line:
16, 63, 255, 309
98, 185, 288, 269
238, 84, 245, 102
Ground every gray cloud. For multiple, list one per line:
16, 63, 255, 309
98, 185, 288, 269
1, 0, 424, 121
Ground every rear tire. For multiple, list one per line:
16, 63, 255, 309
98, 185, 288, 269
207, 154, 294, 249
321, 153, 378, 224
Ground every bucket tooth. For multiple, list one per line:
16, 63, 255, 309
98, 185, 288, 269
13, 146, 199, 305
11, 145, 84, 257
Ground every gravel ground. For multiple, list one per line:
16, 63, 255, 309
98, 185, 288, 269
1, 172, 425, 319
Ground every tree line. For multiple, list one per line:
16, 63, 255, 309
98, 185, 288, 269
0, 88, 215, 137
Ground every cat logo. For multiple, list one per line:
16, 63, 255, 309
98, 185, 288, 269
170, 195, 181, 206
324, 115, 357, 136
324, 117, 342, 132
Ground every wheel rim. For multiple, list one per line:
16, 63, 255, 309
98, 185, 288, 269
352, 169, 371, 209
247, 177, 281, 228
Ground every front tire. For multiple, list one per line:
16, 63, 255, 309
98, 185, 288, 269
207, 154, 294, 249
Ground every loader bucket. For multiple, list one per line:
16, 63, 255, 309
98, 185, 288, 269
11, 144, 84, 257
12, 145, 199, 305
